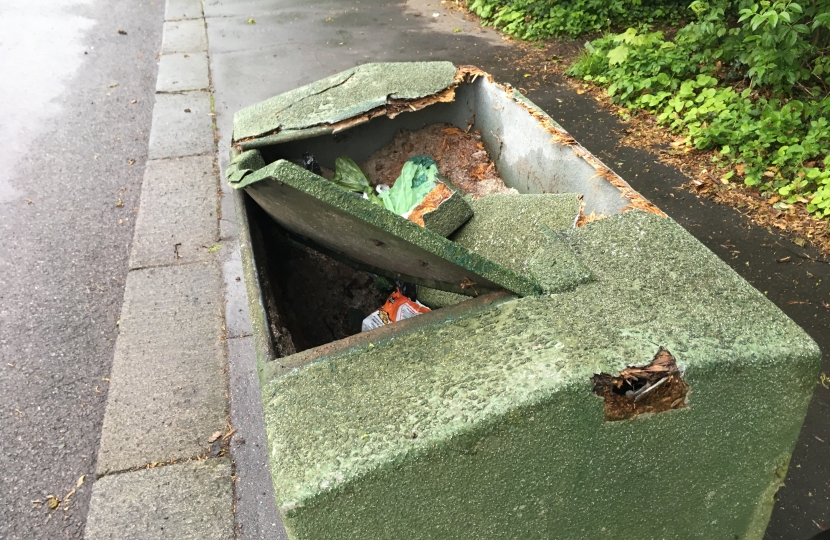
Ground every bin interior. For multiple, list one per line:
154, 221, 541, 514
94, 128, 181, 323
243, 76, 633, 356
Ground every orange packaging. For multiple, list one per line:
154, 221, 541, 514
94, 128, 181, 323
361, 289, 431, 332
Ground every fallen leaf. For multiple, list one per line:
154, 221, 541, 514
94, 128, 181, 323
247, 18, 256, 24
207, 244, 222, 253
183, 108, 191, 113
107, 83, 119, 88
46, 495, 60, 510
76, 475, 86, 489
793, 237, 806, 247
208, 431, 222, 443
768, 196, 780, 205
735, 164, 745, 176
127, 159, 135, 166
118, 29, 127, 35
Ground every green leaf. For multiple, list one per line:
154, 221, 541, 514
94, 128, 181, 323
607, 45, 630, 66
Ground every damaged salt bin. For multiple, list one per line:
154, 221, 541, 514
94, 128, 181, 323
227, 62, 820, 540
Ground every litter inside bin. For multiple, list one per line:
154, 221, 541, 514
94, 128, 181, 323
377, 155, 473, 237
361, 123, 517, 199
301, 152, 322, 176
361, 288, 431, 332
330, 156, 383, 206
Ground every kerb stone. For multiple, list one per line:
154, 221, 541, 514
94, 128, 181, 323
148, 92, 214, 159
156, 52, 210, 93
96, 263, 226, 475
85, 459, 234, 540
130, 155, 218, 269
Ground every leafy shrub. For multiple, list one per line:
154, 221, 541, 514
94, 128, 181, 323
565, 1, 830, 218
467, 0, 687, 39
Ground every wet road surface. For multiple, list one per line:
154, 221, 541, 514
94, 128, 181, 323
0, 0, 162, 537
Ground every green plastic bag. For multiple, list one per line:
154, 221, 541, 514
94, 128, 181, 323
379, 156, 439, 215
330, 156, 382, 206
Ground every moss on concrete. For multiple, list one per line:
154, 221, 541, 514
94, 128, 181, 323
233, 62, 457, 142
261, 211, 820, 540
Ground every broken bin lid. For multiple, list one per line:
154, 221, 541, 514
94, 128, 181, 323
236, 159, 540, 297
232, 62, 459, 145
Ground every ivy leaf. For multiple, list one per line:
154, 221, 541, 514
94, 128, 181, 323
607, 45, 629, 66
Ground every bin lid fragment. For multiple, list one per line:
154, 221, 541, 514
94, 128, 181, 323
239, 160, 541, 297
233, 62, 458, 144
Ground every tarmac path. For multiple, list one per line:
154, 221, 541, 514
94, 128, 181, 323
0, 0, 162, 537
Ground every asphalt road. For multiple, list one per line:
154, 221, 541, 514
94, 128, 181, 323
0, 0, 162, 537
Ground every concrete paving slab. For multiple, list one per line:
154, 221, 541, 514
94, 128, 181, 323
85, 458, 234, 540
129, 155, 218, 269
165, 0, 204, 21
96, 263, 227, 475
161, 19, 207, 54
157, 52, 210, 93
148, 91, 214, 160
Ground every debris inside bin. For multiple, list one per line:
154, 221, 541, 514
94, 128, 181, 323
361, 287, 431, 332
362, 123, 518, 199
